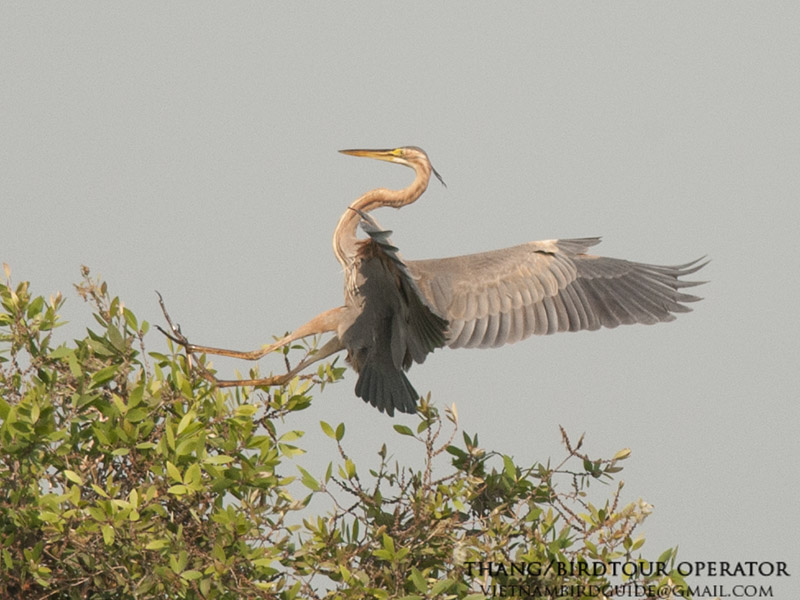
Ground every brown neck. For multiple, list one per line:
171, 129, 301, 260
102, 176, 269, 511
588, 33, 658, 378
332, 161, 431, 268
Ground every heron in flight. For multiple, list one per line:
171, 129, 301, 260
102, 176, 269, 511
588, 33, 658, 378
161, 146, 706, 416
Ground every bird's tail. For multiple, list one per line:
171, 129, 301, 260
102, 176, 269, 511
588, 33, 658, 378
354, 364, 418, 417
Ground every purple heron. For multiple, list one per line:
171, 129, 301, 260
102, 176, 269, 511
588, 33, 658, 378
160, 146, 706, 416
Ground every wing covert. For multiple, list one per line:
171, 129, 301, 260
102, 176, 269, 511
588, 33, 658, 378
406, 238, 705, 349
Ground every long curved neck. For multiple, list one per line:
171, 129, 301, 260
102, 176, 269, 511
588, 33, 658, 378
333, 160, 431, 268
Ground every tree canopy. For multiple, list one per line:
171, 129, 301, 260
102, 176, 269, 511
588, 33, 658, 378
0, 266, 689, 599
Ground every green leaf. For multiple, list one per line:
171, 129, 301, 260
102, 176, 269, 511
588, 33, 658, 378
49, 345, 73, 359
67, 351, 82, 377
175, 437, 195, 457
165, 422, 176, 450
107, 324, 125, 352
409, 567, 426, 593
123, 307, 138, 330
101, 525, 115, 545
204, 455, 234, 465
431, 579, 454, 595
335, 422, 345, 441
393, 424, 414, 437
172, 550, 188, 574
279, 443, 305, 458
126, 407, 149, 423
184, 463, 202, 487
297, 466, 320, 492
280, 430, 304, 442
166, 461, 182, 483
63, 470, 83, 486
373, 549, 393, 561
91, 364, 118, 386
181, 570, 203, 581
112, 394, 126, 415
30, 402, 40, 424
38, 511, 61, 523
613, 447, 632, 461
320, 421, 336, 439
235, 404, 257, 417
177, 410, 195, 435
26, 295, 45, 319
87, 338, 115, 357
502, 454, 516, 478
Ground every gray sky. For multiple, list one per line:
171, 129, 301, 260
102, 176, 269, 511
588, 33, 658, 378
2, 2, 798, 591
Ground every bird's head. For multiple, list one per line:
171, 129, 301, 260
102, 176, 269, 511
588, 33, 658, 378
339, 146, 446, 187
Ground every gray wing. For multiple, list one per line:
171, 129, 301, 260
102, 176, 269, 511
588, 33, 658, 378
406, 238, 706, 349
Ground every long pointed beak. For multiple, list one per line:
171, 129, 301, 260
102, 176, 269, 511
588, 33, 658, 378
339, 148, 397, 162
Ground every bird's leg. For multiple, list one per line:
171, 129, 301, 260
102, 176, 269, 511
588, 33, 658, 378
211, 335, 345, 388
156, 293, 347, 387
162, 307, 346, 361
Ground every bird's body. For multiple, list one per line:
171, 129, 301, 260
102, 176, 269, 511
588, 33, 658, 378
164, 146, 706, 417
338, 218, 448, 414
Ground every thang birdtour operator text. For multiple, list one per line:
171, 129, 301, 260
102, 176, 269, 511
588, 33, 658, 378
464, 560, 789, 578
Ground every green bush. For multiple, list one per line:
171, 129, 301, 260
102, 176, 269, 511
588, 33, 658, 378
0, 267, 689, 599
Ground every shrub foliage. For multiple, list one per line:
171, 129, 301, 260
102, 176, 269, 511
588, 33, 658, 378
0, 267, 688, 599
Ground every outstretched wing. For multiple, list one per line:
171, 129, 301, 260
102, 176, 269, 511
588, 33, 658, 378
342, 211, 448, 416
406, 238, 706, 349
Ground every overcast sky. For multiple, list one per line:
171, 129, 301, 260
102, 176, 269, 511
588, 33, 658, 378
2, 2, 798, 592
